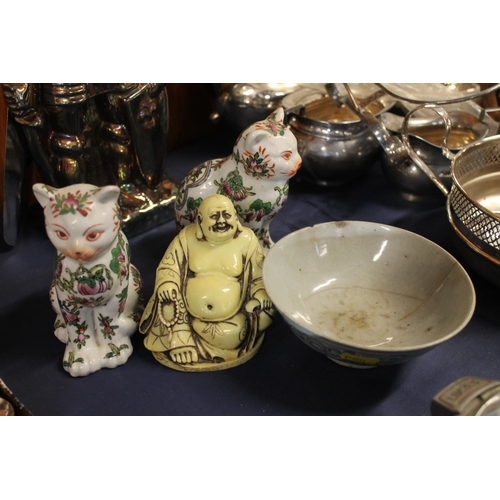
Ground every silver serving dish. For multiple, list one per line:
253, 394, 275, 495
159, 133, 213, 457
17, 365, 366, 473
447, 134, 500, 262
447, 198, 500, 288
400, 107, 500, 287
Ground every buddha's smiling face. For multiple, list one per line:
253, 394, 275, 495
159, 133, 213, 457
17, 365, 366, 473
198, 195, 239, 244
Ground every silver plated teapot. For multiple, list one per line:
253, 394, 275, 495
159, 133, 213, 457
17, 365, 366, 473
282, 84, 396, 186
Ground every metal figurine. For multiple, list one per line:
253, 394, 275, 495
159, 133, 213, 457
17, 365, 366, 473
2, 83, 177, 241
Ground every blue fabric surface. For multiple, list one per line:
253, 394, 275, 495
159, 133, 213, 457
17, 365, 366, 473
2, 131, 500, 416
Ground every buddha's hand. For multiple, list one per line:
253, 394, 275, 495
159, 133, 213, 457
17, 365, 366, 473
245, 290, 273, 313
157, 282, 179, 304
169, 346, 199, 364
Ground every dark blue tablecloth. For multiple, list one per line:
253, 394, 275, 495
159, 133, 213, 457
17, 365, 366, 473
2, 130, 500, 416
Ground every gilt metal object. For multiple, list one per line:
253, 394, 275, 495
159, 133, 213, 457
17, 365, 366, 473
2, 83, 177, 243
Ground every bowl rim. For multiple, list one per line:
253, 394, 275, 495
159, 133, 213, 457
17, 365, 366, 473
263, 220, 476, 354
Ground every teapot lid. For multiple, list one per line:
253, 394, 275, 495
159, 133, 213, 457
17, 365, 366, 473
228, 83, 304, 106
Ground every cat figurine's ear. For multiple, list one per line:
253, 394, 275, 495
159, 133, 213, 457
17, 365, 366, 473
242, 107, 286, 151
32, 183, 54, 209
268, 107, 285, 123
33, 183, 120, 209
91, 185, 120, 205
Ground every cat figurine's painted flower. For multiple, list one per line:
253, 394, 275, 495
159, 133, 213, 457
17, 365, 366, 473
33, 182, 144, 377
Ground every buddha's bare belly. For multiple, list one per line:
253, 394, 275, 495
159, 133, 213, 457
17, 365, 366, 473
185, 275, 241, 320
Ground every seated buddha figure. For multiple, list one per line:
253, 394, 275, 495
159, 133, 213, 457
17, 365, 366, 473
139, 194, 274, 371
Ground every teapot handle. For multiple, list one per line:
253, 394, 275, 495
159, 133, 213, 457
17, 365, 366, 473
343, 83, 408, 164
401, 104, 454, 196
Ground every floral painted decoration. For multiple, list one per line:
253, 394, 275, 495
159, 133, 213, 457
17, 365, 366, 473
254, 111, 287, 137
48, 187, 95, 217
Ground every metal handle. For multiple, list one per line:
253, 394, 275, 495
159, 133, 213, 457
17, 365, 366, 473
376, 83, 500, 106
401, 104, 454, 196
342, 83, 408, 165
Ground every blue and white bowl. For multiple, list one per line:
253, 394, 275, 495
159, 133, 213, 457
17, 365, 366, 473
263, 221, 476, 368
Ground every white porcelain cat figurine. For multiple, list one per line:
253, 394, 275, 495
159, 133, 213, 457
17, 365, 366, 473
33, 183, 143, 377
174, 107, 302, 253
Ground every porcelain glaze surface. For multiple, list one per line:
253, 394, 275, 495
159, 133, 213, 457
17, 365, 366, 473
33, 183, 143, 377
174, 108, 302, 253
141, 194, 274, 371
263, 221, 476, 368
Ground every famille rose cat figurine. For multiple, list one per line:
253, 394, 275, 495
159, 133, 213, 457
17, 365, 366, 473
174, 107, 302, 253
33, 183, 144, 377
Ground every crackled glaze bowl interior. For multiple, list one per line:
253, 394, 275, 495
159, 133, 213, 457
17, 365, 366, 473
262, 221, 476, 368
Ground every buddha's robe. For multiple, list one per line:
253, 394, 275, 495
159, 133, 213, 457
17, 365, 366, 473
139, 224, 272, 363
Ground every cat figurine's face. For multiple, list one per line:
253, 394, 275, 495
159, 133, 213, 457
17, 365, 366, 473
235, 107, 302, 179
33, 183, 121, 263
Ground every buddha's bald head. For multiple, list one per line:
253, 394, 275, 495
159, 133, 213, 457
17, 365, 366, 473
197, 195, 242, 243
